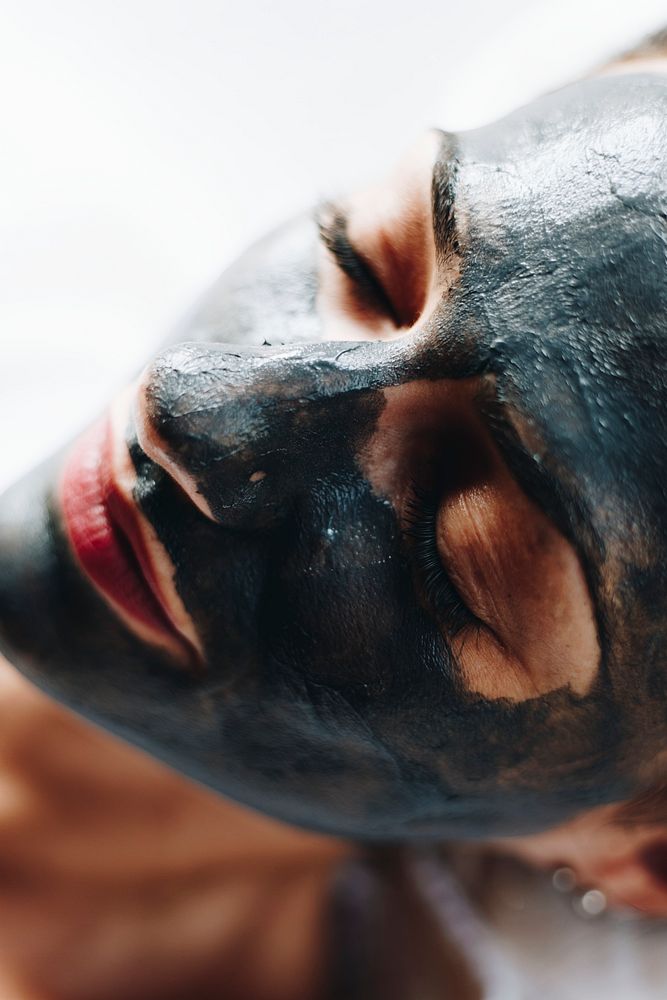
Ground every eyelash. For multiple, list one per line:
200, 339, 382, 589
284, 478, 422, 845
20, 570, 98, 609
404, 482, 478, 639
317, 206, 401, 326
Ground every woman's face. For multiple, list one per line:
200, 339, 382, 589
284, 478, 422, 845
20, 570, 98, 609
0, 73, 666, 840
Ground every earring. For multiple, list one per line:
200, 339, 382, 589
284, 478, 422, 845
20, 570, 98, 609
551, 866, 607, 918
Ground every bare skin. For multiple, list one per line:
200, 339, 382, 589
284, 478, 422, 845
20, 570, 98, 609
493, 799, 667, 916
0, 655, 350, 1000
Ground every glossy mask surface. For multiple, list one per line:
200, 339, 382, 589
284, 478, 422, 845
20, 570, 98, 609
0, 74, 666, 839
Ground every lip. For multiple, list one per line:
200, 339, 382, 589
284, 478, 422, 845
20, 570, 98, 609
60, 414, 200, 664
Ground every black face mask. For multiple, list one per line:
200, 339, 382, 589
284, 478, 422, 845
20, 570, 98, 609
0, 73, 665, 841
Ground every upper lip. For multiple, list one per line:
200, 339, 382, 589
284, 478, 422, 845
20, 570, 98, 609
59, 390, 203, 666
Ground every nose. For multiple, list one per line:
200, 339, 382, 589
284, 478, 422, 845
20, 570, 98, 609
135, 339, 400, 527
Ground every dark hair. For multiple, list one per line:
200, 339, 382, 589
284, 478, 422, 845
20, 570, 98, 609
615, 25, 667, 63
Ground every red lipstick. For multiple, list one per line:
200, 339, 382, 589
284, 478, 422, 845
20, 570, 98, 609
60, 417, 195, 660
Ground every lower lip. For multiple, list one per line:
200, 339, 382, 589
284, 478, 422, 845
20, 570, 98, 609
60, 419, 184, 650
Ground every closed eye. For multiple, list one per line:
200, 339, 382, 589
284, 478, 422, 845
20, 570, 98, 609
316, 204, 401, 326
362, 377, 601, 703
404, 480, 479, 640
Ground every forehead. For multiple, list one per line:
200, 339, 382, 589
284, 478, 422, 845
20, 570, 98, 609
438, 73, 667, 522
436, 73, 667, 350
445, 73, 667, 328
453, 72, 667, 218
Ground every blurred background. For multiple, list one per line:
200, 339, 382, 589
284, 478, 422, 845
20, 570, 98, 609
1, 0, 665, 492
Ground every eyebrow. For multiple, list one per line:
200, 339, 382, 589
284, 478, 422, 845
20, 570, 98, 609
316, 205, 401, 326
479, 390, 590, 548
432, 130, 461, 262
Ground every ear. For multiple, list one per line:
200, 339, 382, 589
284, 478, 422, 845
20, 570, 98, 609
492, 794, 667, 916
593, 26, 667, 79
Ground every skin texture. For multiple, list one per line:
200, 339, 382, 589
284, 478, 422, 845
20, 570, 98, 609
0, 73, 666, 842
0, 654, 346, 1000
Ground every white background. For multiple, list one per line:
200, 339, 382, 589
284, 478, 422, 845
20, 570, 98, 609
1, 0, 665, 490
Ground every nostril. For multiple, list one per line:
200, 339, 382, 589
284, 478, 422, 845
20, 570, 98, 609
132, 336, 389, 529
133, 348, 290, 528
132, 359, 219, 523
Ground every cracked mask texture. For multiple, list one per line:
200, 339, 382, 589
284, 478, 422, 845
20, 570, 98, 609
0, 73, 665, 839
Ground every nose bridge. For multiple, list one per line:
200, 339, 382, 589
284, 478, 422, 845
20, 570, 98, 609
138, 339, 401, 525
